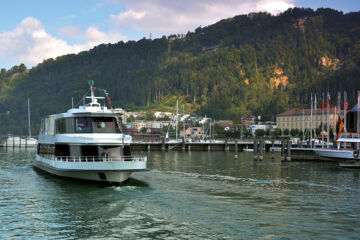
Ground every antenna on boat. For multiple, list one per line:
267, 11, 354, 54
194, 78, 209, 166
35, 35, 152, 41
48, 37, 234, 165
27, 98, 31, 138
85, 80, 104, 107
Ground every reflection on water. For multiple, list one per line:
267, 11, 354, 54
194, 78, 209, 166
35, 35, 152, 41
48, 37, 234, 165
0, 148, 359, 239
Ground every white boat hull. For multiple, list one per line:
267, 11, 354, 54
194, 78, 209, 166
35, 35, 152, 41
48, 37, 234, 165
313, 148, 360, 168
243, 148, 253, 152
313, 148, 356, 160
34, 155, 146, 183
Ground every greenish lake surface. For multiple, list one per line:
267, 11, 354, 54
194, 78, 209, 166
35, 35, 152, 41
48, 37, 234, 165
0, 149, 359, 239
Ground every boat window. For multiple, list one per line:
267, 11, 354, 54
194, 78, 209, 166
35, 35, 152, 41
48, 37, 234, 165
92, 117, 115, 133
81, 145, 99, 156
55, 144, 70, 156
56, 118, 75, 134
123, 145, 131, 156
76, 117, 92, 133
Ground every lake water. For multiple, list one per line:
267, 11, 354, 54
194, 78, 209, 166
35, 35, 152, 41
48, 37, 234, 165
0, 148, 360, 239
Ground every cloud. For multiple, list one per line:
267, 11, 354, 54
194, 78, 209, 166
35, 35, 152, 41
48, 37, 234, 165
0, 17, 126, 68
110, 0, 295, 36
58, 26, 81, 38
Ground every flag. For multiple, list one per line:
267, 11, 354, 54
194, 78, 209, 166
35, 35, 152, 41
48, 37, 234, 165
115, 115, 122, 132
327, 92, 331, 109
336, 116, 344, 140
337, 92, 341, 111
344, 91, 348, 110
107, 97, 112, 108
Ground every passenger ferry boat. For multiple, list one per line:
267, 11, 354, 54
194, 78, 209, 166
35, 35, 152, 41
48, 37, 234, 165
313, 132, 360, 168
35, 83, 148, 183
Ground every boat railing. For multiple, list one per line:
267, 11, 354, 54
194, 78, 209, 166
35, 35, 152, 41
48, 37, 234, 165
340, 132, 360, 139
54, 155, 147, 162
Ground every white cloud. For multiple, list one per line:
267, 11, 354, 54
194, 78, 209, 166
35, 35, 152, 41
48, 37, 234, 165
110, 0, 295, 36
256, 0, 294, 14
58, 26, 81, 38
0, 17, 126, 68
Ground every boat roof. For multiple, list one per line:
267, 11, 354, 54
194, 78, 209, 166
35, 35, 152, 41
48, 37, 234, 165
45, 84, 120, 119
338, 138, 360, 143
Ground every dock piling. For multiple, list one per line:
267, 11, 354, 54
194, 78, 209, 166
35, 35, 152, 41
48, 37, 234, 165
225, 139, 229, 152
281, 140, 285, 161
234, 140, 238, 159
253, 140, 258, 160
259, 140, 264, 160
287, 141, 291, 161
161, 138, 165, 151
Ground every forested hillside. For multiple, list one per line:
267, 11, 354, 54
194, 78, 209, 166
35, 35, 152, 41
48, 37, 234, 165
1, 7, 360, 135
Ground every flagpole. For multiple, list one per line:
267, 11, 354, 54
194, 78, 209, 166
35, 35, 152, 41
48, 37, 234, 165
327, 92, 330, 148
322, 93, 324, 148
314, 93, 317, 140
310, 93, 313, 140
344, 91, 347, 132
358, 91, 360, 150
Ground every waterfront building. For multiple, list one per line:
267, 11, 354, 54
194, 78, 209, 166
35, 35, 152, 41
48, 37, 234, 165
276, 108, 343, 130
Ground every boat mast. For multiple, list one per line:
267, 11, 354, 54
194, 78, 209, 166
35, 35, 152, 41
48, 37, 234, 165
176, 100, 178, 141
344, 91, 347, 132
314, 93, 317, 139
310, 93, 313, 140
322, 93, 324, 148
357, 91, 360, 150
327, 92, 330, 148
27, 98, 31, 138
302, 96, 304, 139
183, 104, 186, 140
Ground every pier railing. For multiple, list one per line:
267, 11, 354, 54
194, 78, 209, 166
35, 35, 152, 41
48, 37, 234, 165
54, 155, 147, 162
340, 132, 360, 139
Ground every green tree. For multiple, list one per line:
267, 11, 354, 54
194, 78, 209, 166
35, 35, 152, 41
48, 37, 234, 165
255, 129, 265, 137
283, 129, 290, 136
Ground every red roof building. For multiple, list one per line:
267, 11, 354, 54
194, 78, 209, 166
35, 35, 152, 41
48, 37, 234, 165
276, 107, 343, 130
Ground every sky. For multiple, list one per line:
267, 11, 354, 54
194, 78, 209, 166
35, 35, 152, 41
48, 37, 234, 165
0, 0, 359, 69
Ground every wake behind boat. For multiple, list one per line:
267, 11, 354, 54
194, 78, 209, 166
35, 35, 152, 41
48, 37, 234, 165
34, 82, 148, 183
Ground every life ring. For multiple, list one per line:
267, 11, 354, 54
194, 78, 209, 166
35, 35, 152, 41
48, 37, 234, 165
353, 150, 359, 159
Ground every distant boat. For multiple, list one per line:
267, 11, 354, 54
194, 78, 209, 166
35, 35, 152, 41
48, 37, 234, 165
2, 136, 37, 147
243, 145, 253, 152
313, 132, 360, 168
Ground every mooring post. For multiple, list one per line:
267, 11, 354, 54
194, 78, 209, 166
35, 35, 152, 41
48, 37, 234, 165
259, 140, 264, 160
253, 140, 258, 160
225, 139, 228, 152
182, 138, 185, 151
287, 141, 292, 161
148, 144, 150, 152
271, 140, 275, 159
307, 140, 310, 148
234, 140, 238, 159
208, 143, 211, 152
12, 135, 15, 149
19, 136, 21, 149
161, 138, 165, 151
188, 144, 191, 151
25, 137, 27, 148
281, 140, 285, 161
